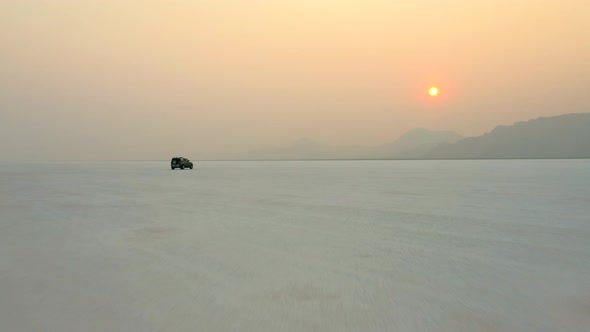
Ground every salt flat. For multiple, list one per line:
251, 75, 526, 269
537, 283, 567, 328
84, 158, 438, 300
1, 160, 589, 331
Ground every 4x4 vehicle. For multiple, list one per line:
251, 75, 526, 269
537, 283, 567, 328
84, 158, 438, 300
171, 157, 193, 170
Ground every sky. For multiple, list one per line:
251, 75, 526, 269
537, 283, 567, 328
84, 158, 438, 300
1, 0, 589, 160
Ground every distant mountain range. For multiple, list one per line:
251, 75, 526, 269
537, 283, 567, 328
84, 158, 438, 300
423, 113, 590, 159
242, 128, 463, 160
241, 113, 590, 160
384, 128, 463, 158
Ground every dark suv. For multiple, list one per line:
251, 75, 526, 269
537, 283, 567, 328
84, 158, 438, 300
171, 157, 193, 170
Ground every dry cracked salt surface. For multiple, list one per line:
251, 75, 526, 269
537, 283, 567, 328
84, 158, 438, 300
1, 160, 590, 331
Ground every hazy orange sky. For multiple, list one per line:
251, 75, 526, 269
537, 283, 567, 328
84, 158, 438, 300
1, 0, 589, 160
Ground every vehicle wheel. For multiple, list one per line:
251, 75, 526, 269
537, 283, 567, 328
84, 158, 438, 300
190, 165, 193, 169
180, 165, 184, 170
171, 166, 174, 170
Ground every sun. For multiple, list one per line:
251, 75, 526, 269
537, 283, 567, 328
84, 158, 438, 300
428, 87, 439, 97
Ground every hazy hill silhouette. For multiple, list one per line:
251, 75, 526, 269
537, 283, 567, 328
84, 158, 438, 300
242, 129, 462, 160
384, 128, 462, 158
423, 113, 590, 159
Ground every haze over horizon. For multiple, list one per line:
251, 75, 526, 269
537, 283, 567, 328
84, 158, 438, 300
2, 0, 589, 161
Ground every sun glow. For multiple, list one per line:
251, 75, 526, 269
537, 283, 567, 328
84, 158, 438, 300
429, 87, 439, 96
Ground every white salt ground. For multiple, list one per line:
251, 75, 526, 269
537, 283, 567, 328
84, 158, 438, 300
1, 160, 589, 331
